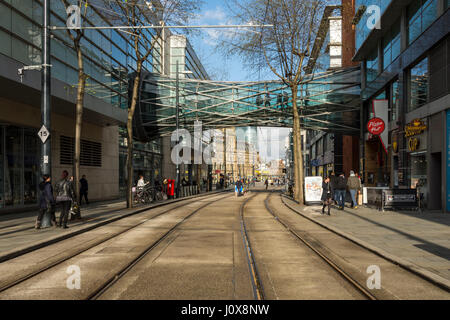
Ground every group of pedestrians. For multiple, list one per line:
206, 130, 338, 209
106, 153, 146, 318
36, 171, 89, 230
235, 178, 253, 196
321, 170, 362, 215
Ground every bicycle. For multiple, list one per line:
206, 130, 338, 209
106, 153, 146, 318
133, 184, 153, 204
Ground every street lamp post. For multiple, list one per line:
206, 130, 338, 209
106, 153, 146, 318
41, 0, 51, 177
176, 61, 180, 198
39, 0, 52, 228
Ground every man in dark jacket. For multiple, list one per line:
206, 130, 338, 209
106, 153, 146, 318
79, 175, 89, 205
335, 173, 347, 210
55, 170, 75, 229
36, 174, 56, 229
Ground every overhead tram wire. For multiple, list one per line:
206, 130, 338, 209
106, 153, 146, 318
50, 24, 274, 31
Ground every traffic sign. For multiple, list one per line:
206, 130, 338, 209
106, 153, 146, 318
38, 125, 50, 143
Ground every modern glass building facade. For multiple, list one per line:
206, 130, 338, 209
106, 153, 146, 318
354, 0, 450, 210
304, 2, 361, 179
0, 1, 205, 211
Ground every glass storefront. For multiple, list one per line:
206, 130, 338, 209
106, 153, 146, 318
0, 125, 40, 209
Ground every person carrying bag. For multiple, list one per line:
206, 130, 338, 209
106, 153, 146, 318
54, 170, 75, 229
321, 176, 333, 216
35, 174, 56, 229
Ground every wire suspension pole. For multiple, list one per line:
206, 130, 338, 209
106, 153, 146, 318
50, 24, 274, 30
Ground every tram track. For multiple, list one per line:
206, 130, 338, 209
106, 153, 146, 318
239, 193, 265, 300
89, 193, 233, 300
238, 190, 371, 300
0, 190, 230, 264
279, 193, 450, 297
263, 191, 377, 300
0, 193, 231, 296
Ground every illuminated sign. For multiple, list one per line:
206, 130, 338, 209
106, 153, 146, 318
408, 137, 420, 152
405, 119, 427, 137
367, 117, 385, 135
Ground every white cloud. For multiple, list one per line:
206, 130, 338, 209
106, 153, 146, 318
199, 6, 227, 23
193, 6, 237, 46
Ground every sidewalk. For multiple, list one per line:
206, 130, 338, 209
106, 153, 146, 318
0, 189, 229, 262
282, 197, 450, 287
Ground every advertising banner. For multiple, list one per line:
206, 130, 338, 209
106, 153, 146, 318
304, 176, 323, 203
372, 100, 389, 154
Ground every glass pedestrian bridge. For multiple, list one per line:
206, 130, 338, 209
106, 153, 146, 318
133, 66, 361, 141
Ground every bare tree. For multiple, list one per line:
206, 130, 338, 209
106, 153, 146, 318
61, 0, 90, 214
108, 0, 203, 208
221, 0, 326, 204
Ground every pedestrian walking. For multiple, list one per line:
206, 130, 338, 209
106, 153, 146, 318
79, 174, 89, 205
347, 170, 361, 209
321, 176, 333, 215
54, 170, 75, 229
334, 173, 347, 210
329, 172, 337, 204
35, 174, 56, 229
265, 178, 269, 190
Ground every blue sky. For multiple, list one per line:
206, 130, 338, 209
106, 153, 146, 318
189, 0, 273, 82
189, 1, 291, 160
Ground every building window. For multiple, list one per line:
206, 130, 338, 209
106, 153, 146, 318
366, 50, 379, 83
317, 138, 323, 156
390, 80, 400, 122
408, 57, 429, 111
382, 21, 400, 70
408, 0, 438, 45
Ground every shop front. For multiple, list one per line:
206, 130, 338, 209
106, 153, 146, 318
364, 133, 390, 187
0, 125, 40, 210
405, 118, 428, 207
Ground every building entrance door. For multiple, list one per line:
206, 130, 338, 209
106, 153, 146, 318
429, 152, 441, 210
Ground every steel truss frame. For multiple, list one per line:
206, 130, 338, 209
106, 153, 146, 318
134, 66, 361, 140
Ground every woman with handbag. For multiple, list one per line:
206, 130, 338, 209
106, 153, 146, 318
321, 176, 333, 216
35, 174, 56, 229
54, 170, 75, 229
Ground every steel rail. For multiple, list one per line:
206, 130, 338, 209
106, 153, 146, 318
0, 193, 230, 294
263, 191, 377, 300
239, 193, 265, 300
89, 193, 233, 300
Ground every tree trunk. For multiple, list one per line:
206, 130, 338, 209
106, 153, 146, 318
74, 44, 86, 215
290, 84, 304, 204
126, 62, 142, 208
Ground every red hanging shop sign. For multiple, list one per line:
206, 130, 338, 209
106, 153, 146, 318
367, 117, 385, 136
